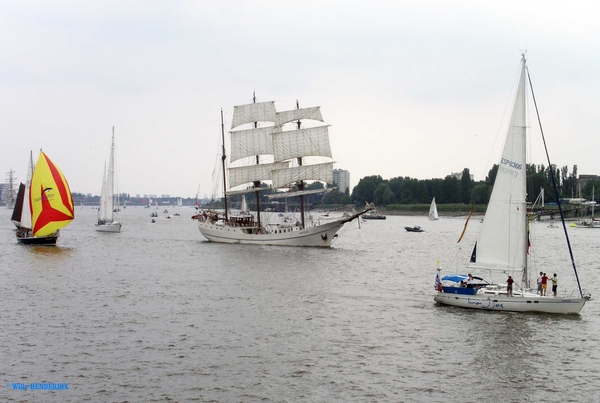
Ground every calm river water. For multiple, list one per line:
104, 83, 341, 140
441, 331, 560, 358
1, 206, 599, 402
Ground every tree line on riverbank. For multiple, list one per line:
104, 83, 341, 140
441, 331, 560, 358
338, 164, 599, 209
190, 163, 599, 212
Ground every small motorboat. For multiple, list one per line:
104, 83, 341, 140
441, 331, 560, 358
404, 225, 424, 232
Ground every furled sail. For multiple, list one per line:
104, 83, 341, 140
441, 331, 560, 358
467, 57, 527, 271
30, 152, 75, 237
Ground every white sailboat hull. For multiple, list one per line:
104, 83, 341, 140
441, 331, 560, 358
96, 222, 122, 233
198, 213, 363, 247
434, 292, 588, 314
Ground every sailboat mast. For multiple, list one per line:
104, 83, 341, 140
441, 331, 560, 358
516, 55, 529, 289
526, 58, 584, 298
296, 99, 306, 228
221, 108, 229, 221
253, 91, 262, 227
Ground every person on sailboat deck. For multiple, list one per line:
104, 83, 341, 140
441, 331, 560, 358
537, 272, 543, 295
551, 274, 558, 297
506, 276, 515, 297
466, 274, 474, 287
542, 273, 549, 296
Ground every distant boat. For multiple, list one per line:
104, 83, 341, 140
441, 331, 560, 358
4, 169, 17, 209
15, 151, 75, 245
362, 203, 386, 220
96, 128, 122, 233
197, 97, 371, 247
404, 225, 424, 232
428, 197, 439, 220
434, 54, 590, 314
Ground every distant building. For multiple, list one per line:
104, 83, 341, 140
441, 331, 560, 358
449, 171, 474, 181
576, 174, 599, 194
333, 169, 350, 194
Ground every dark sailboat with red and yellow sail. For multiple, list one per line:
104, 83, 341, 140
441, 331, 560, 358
15, 151, 75, 245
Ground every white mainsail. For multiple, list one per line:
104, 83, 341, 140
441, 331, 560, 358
98, 162, 110, 221
467, 57, 528, 272
429, 197, 439, 220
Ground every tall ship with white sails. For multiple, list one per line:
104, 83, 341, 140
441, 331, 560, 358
197, 96, 370, 247
4, 169, 17, 209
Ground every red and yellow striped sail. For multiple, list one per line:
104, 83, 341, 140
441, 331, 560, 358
30, 152, 75, 236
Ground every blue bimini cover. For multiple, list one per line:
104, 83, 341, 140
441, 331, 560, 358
441, 274, 468, 283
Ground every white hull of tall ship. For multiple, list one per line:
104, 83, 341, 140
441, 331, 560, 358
96, 222, 122, 233
198, 212, 364, 247
434, 290, 588, 314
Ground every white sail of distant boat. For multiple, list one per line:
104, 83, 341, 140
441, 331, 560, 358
434, 54, 590, 314
240, 194, 249, 214
197, 96, 371, 247
96, 127, 122, 233
428, 197, 439, 220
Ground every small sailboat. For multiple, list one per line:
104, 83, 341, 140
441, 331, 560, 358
96, 128, 122, 232
428, 197, 439, 220
434, 54, 590, 314
15, 151, 75, 245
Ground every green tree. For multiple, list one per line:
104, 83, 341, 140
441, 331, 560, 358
460, 168, 473, 204
486, 165, 499, 186
441, 176, 460, 203
470, 184, 490, 204
351, 175, 385, 204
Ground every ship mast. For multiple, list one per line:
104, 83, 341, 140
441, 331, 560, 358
220, 108, 229, 221
296, 99, 306, 228
252, 91, 262, 228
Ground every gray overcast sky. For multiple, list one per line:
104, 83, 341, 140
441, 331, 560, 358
2, 1, 599, 198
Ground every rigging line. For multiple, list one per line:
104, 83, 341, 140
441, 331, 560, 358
526, 67, 583, 299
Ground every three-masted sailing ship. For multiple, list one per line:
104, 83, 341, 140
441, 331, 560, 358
197, 97, 370, 247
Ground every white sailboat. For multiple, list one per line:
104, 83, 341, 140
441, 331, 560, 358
96, 128, 122, 233
434, 54, 590, 314
198, 97, 371, 247
428, 197, 439, 220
